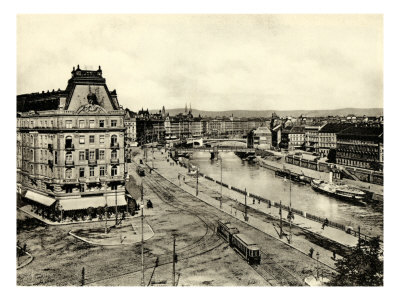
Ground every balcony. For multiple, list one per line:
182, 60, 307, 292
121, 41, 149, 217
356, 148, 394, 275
110, 142, 120, 149
88, 159, 97, 166
110, 158, 119, 164
65, 160, 75, 167
107, 175, 124, 182
65, 144, 75, 151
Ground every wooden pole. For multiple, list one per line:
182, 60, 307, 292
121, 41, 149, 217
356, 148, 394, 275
115, 185, 118, 226
279, 201, 283, 239
141, 183, 145, 286
220, 156, 222, 208
81, 267, 85, 286
289, 170, 292, 244
245, 188, 248, 221
196, 167, 199, 196
172, 235, 176, 286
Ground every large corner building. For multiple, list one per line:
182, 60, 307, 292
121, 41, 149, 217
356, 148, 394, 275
17, 66, 127, 218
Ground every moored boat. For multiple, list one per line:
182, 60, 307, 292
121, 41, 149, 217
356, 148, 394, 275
311, 179, 366, 205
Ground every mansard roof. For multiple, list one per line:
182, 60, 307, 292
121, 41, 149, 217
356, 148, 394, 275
17, 65, 120, 113
17, 89, 66, 113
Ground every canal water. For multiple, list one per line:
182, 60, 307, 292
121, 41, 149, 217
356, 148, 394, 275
189, 152, 383, 238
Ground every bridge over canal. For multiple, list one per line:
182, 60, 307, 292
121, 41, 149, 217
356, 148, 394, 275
173, 146, 255, 159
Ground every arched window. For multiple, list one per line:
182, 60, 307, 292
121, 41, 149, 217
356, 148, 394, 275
111, 135, 117, 146
65, 136, 73, 148
111, 165, 118, 176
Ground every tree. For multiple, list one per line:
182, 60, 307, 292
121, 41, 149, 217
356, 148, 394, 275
328, 236, 383, 286
327, 149, 336, 163
369, 161, 382, 171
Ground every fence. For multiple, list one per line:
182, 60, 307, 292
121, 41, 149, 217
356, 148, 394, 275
196, 172, 376, 243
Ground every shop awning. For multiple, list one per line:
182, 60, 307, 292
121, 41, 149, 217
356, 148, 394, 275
25, 190, 56, 206
106, 194, 127, 207
59, 196, 106, 211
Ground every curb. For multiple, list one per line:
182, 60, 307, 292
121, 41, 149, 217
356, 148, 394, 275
68, 222, 155, 247
150, 164, 337, 272
17, 246, 34, 270
18, 206, 137, 226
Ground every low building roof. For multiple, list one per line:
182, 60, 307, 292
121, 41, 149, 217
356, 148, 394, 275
319, 123, 354, 133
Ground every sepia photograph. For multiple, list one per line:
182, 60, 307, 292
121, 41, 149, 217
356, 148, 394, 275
13, 10, 388, 292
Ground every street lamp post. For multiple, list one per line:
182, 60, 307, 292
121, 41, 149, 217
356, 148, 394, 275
289, 170, 292, 244
220, 156, 222, 208
141, 182, 145, 287
196, 167, 199, 196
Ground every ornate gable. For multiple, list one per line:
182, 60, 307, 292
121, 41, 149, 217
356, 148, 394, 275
76, 104, 108, 114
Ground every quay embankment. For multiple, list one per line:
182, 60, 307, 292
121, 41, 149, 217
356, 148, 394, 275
142, 151, 373, 269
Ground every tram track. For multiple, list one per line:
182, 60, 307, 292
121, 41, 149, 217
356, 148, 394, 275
144, 164, 307, 286
82, 165, 225, 286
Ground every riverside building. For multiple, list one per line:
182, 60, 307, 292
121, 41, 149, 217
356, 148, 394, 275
17, 65, 127, 219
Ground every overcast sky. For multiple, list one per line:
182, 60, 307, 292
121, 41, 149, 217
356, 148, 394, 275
17, 14, 383, 112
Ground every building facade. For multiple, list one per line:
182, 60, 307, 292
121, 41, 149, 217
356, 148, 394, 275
336, 125, 383, 170
304, 124, 324, 153
17, 66, 127, 218
317, 123, 354, 157
288, 126, 305, 151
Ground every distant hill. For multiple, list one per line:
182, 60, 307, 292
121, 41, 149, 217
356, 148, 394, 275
149, 108, 383, 118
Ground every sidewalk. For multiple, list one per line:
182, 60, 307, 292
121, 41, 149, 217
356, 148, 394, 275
18, 205, 138, 226
151, 155, 342, 269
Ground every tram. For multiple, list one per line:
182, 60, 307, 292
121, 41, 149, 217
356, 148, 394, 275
217, 220, 261, 265
217, 220, 239, 246
231, 233, 261, 265
136, 165, 145, 176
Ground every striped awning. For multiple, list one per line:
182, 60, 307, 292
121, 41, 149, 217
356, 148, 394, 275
25, 190, 56, 206
59, 196, 106, 211
106, 194, 127, 207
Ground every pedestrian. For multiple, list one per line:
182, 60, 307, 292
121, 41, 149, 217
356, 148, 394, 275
309, 247, 314, 258
253, 198, 255, 205
258, 198, 261, 204
322, 218, 329, 230
23, 243, 27, 254
332, 251, 336, 260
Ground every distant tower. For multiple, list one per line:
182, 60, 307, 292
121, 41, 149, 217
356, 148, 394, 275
189, 103, 192, 114
185, 103, 187, 114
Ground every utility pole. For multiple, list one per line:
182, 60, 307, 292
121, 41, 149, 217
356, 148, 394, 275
244, 188, 248, 221
279, 201, 283, 239
81, 267, 85, 286
289, 170, 292, 244
141, 182, 145, 287
172, 235, 176, 286
104, 205, 108, 234
220, 155, 222, 208
115, 185, 118, 226
196, 167, 199, 196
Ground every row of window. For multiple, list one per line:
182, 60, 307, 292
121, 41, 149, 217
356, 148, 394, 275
67, 150, 118, 161
336, 158, 369, 168
66, 165, 119, 178
69, 134, 118, 145
19, 119, 120, 129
